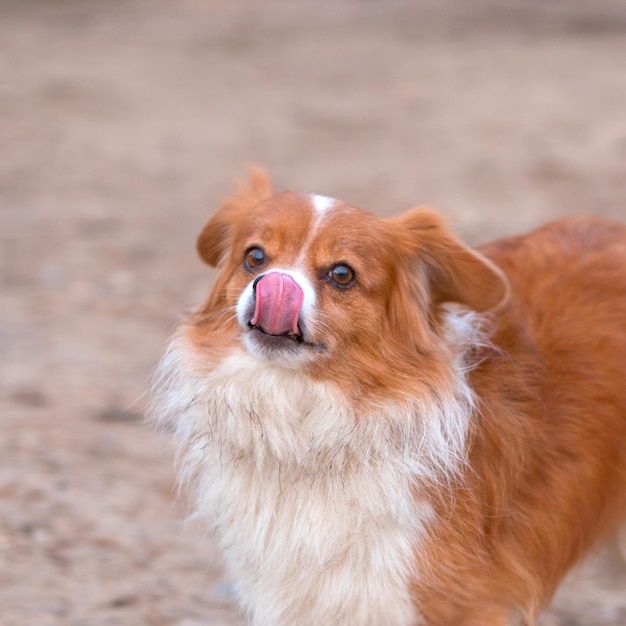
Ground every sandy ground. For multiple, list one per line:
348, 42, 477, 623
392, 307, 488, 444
1, 1, 626, 624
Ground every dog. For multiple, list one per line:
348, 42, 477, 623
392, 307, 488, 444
153, 170, 626, 625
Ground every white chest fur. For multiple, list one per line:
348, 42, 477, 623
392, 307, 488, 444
154, 344, 474, 626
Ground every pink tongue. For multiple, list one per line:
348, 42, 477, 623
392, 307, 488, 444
251, 272, 304, 336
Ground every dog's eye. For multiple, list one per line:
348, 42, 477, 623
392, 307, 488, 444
329, 264, 355, 288
244, 246, 267, 271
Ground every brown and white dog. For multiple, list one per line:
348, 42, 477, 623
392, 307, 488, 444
154, 171, 626, 626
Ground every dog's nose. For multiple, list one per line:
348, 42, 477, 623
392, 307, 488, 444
252, 274, 265, 292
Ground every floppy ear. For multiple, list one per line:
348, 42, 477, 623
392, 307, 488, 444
391, 207, 509, 312
197, 168, 274, 267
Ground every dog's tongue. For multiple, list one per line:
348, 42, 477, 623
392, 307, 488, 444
251, 272, 304, 336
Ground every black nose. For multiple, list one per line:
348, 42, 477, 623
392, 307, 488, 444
252, 274, 266, 291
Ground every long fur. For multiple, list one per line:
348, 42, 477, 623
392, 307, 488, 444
153, 172, 626, 626
153, 307, 480, 625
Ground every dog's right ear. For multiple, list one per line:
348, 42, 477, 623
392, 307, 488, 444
197, 169, 274, 267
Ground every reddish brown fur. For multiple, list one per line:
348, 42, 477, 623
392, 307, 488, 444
183, 172, 626, 624
414, 218, 626, 624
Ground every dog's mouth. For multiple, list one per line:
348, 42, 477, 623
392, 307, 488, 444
248, 322, 304, 343
247, 321, 325, 351
240, 271, 327, 358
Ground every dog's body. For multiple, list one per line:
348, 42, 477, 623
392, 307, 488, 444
154, 172, 626, 625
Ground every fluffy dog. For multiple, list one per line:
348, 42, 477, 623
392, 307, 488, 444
154, 171, 626, 625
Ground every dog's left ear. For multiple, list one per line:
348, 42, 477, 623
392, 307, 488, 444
391, 207, 509, 312
197, 168, 274, 267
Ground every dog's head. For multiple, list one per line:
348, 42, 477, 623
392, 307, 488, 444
193, 171, 508, 393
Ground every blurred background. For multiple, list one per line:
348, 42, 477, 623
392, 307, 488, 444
1, 1, 625, 624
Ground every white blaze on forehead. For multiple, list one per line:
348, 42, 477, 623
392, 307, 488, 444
310, 194, 336, 214
294, 194, 337, 269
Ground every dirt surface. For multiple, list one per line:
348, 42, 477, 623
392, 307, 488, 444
2, 1, 626, 624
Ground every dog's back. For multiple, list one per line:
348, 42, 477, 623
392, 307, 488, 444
489, 216, 626, 550
416, 217, 626, 624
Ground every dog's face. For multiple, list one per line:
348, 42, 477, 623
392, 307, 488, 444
193, 171, 507, 396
